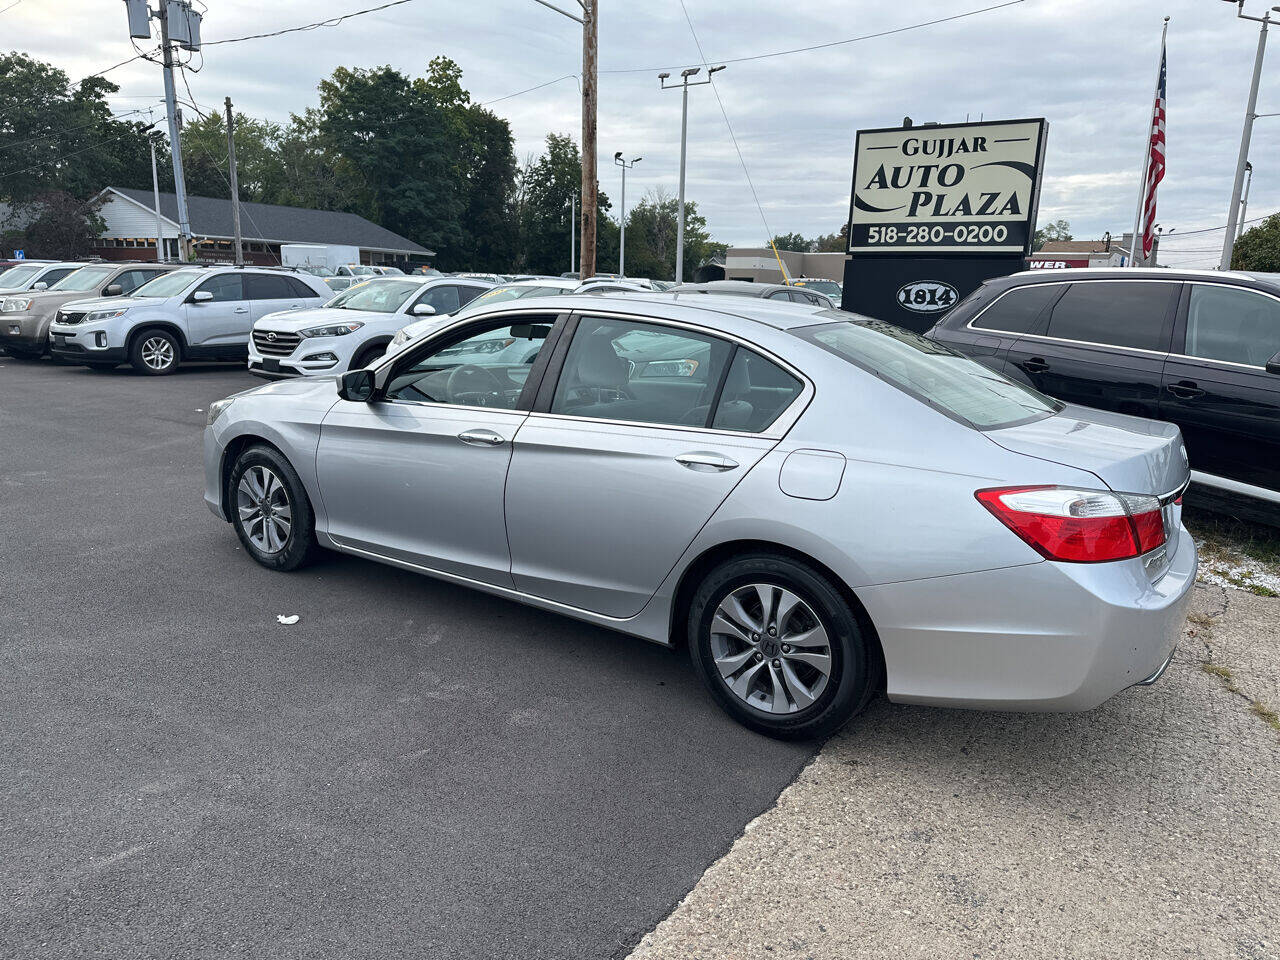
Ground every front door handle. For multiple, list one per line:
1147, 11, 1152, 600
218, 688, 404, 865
676, 452, 739, 472
1166, 380, 1205, 399
1020, 357, 1050, 373
458, 428, 506, 446
234, 307, 249, 314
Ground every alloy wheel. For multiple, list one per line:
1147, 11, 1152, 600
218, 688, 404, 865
709, 583, 833, 714
140, 336, 175, 371
236, 465, 292, 554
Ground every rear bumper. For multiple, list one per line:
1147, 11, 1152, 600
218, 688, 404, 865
861, 526, 1198, 711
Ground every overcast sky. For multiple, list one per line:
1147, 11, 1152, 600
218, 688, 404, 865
9, 0, 1280, 264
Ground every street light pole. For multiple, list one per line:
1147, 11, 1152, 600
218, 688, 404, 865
660, 65, 724, 282
614, 153, 641, 276
1220, 2, 1276, 270
568, 194, 576, 275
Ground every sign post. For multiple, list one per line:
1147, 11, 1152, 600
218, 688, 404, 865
843, 118, 1048, 332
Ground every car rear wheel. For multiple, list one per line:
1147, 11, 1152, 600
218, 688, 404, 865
687, 554, 878, 739
130, 329, 180, 375
229, 445, 316, 571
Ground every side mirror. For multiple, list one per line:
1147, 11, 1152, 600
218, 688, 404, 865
104, 283, 123, 297
1267, 351, 1280, 375
411, 303, 436, 316
33, 281, 47, 290
192, 290, 214, 302
338, 368, 376, 402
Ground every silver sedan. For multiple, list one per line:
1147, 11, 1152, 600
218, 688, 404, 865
204, 293, 1197, 738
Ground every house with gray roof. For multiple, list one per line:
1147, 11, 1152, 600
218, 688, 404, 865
88, 186, 433, 267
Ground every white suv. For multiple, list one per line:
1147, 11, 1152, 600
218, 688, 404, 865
48, 266, 331, 374
248, 276, 491, 379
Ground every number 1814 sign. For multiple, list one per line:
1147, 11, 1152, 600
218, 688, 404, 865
847, 118, 1047, 257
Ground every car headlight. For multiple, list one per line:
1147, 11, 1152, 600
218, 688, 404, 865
206, 396, 236, 428
86, 308, 129, 323
641, 359, 700, 378
300, 321, 364, 338
2, 297, 32, 312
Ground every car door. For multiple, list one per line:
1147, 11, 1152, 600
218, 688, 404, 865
245, 272, 307, 323
505, 313, 806, 618
315, 313, 560, 586
1005, 279, 1179, 419
1160, 281, 1280, 493
182, 273, 249, 349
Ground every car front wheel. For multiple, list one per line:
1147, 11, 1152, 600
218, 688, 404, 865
229, 445, 316, 571
130, 329, 181, 375
688, 554, 879, 739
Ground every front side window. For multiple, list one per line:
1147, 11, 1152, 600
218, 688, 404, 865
798, 317, 1061, 431
114, 269, 167, 294
414, 284, 462, 315
1185, 283, 1280, 367
50, 265, 115, 291
970, 283, 1060, 333
384, 318, 553, 407
328, 279, 422, 313
196, 274, 245, 303
1044, 281, 1177, 351
550, 317, 733, 428
37, 267, 75, 286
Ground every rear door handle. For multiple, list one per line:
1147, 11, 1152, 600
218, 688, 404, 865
234, 307, 249, 314
1166, 381, 1205, 399
458, 428, 506, 446
1019, 357, 1050, 373
676, 452, 739, 472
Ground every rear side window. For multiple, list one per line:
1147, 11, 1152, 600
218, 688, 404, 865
245, 274, 296, 300
287, 276, 319, 298
712, 350, 803, 433
1045, 281, 1177, 351
1185, 284, 1280, 367
798, 318, 1061, 431
970, 284, 1060, 333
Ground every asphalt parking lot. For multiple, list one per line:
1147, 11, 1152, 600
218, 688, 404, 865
0, 357, 813, 959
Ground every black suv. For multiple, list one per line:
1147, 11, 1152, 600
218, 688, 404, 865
928, 268, 1280, 523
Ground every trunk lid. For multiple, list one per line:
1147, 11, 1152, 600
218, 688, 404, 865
986, 404, 1189, 497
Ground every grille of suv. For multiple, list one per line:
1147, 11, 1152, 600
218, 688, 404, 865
253, 330, 301, 356
57, 311, 87, 325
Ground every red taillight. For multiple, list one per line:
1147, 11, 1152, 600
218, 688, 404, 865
976, 486, 1167, 563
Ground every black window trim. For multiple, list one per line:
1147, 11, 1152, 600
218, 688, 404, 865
526, 307, 814, 439
1170, 279, 1280, 372
968, 278, 1183, 357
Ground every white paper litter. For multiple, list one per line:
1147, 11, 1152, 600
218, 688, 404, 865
276, 614, 300, 625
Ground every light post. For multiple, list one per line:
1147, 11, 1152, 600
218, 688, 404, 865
660, 64, 724, 282
1239, 161, 1254, 239
1219, 2, 1279, 269
614, 152, 641, 276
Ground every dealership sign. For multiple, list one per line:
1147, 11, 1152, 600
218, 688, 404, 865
847, 118, 1047, 257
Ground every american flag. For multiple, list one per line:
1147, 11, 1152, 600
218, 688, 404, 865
1141, 41, 1167, 261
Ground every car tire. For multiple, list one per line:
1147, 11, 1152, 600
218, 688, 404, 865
350, 343, 387, 371
687, 554, 879, 740
129, 328, 181, 375
4, 347, 40, 360
229, 445, 317, 571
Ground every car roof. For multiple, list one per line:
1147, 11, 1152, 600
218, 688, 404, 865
992, 266, 1280, 294
672, 279, 795, 296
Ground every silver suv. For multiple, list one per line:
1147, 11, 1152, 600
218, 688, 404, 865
48, 266, 331, 374
2, 261, 177, 359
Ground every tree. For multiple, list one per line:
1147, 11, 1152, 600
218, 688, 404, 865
516, 133, 610, 275
8, 192, 106, 259
770, 232, 812, 253
1033, 218, 1072, 250
813, 223, 848, 253
180, 111, 287, 202
619, 188, 715, 282
1232, 213, 1280, 271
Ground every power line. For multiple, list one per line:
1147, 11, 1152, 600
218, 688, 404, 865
1155, 212, 1275, 239
201, 0, 420, 46
0, 0, 25, 14
0, 126, 149, 181
481, 74, 579, 107
0, 106, 159, 152
84, 47, 162, 81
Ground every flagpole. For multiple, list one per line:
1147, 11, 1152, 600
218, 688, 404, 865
1129, 17, 1168, 267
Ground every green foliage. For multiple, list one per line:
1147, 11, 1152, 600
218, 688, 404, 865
770, 231, 812, 253
620, 189, 715, 282
180, 111, 287, 202
1033, 218, 1072, 250
6, 191, 106, 259
1231, 213, 1280, 272
515, 133, 612, 276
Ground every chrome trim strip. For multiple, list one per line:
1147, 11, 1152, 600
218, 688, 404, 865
1190, 470, 1280, 505
1135, 645, 1177, 686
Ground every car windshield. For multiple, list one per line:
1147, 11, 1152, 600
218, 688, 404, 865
299, 265, 335, 277
133, 270, 202, 298
798, 318, 1062, 431
794, 279, 841, 298
328, 278, 423, 312
50, 265, 117, 291
0, 264, 43, 287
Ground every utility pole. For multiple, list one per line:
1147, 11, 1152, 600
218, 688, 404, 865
660, 65, 724, 282
1221, 3, 1275, 270
149, 133, 165, 262
1238, 160, 1254, 240
156, 1, 194, 261
225, 97, 244, 265
614, 153, 640, 276
568, 194, 576, 275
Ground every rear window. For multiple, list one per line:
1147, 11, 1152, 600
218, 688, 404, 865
970, 283, 1060, 333
797, 317, 1062, 431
